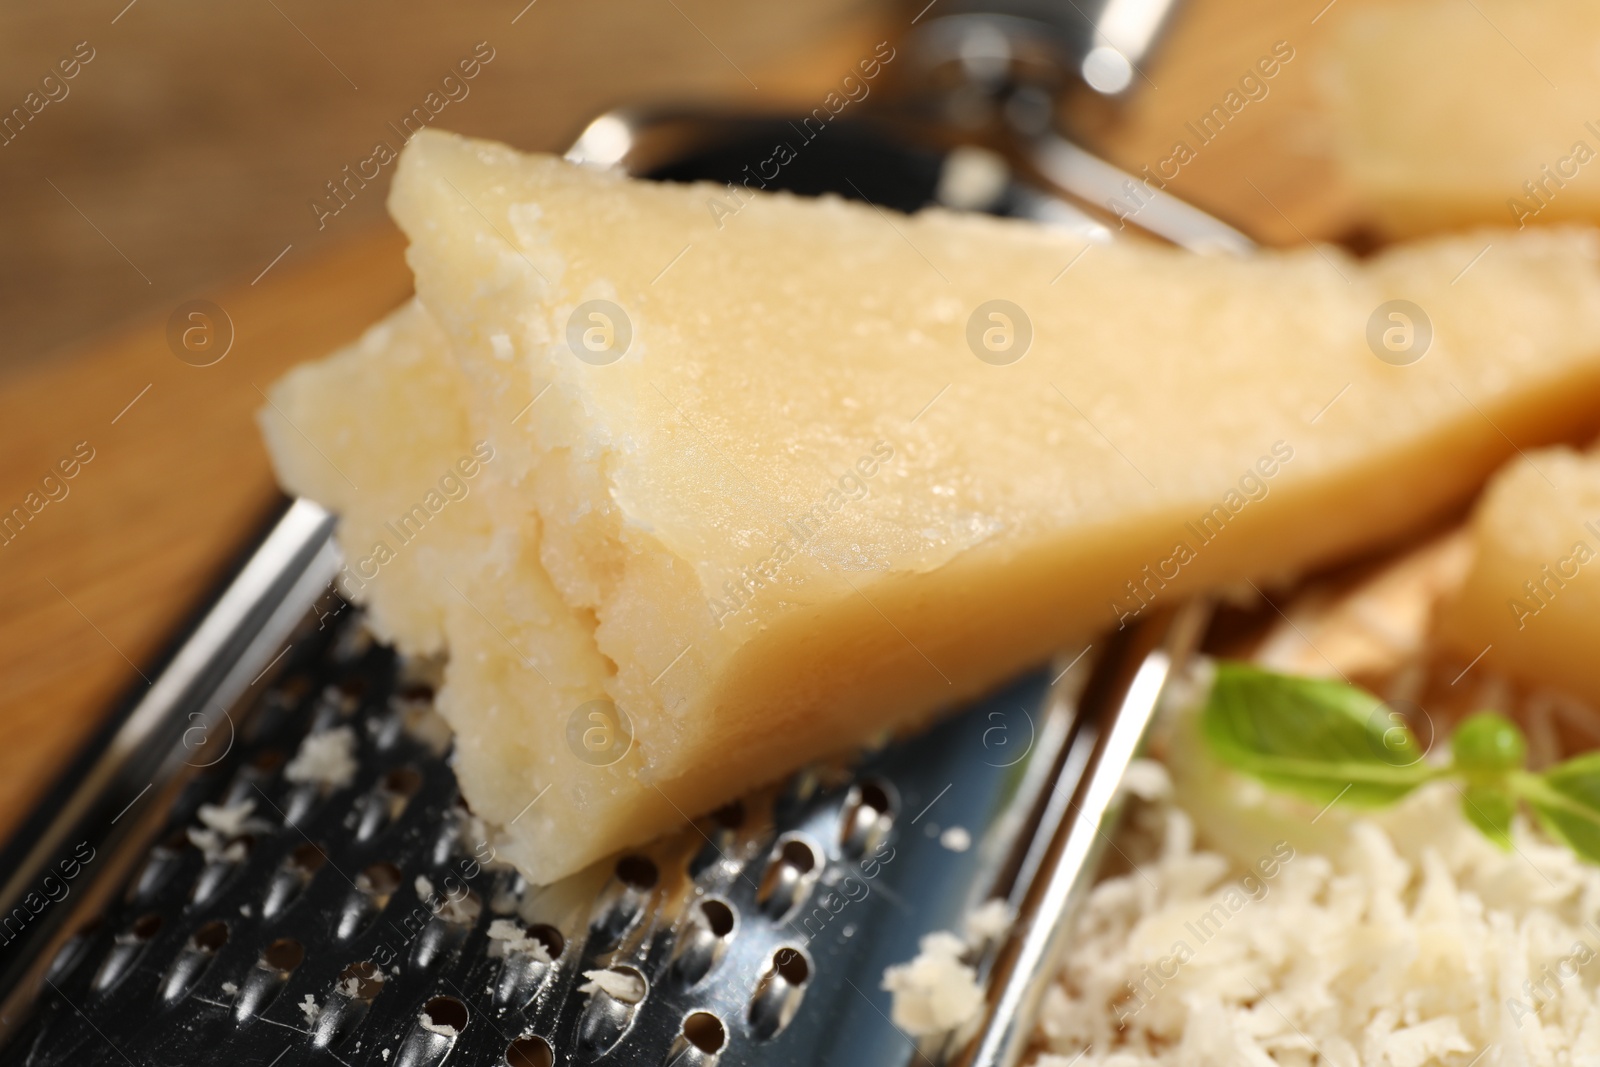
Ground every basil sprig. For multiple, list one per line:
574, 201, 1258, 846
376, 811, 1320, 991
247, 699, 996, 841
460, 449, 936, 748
1201, 661, 1600, 863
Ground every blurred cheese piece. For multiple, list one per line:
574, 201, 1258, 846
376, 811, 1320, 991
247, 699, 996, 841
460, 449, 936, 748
1441, 446, 1600, 705
265, 129, 1600, 883
1325, 0, 1600, 237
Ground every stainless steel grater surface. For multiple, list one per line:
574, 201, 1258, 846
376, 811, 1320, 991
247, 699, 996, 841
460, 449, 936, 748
0, 501, 1095, 1066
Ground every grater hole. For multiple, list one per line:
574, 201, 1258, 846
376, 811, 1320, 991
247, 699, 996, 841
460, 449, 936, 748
128, 830, 192, 902
839, 778, 898, 857
399, 682, 435, 703
383, 767, 423, 797
359, 861, 402, 897
252, 748, 285, 773
277, 675, 311, 702
262, 937, 304, 972
756, 834, 822, 920
130, 913, 162, 941
44, 918, 103, 985
780, 838, 817, 874
699, 899, 735, 938
748, 946, 811, 1040
505, 1035, 554, 1067
422, 994, 468, 1033
434, 887, 483, 927
337, 960, 385, 1000
615, 854, 658, 891
527, 923, 564, 959
709, 801, 744, 829
774, 947, 809, 985
682, 1011, 727, 1053
859, 779, 894, 815
191, 920, 228, 953
288, 842, 327, 875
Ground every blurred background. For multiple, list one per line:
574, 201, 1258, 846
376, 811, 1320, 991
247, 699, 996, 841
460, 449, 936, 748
3, 0, 1367, 376
0, 0, 1519, 838
2, 0, 873, 372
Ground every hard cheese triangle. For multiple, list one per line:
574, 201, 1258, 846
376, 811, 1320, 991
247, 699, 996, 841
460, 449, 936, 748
266, 128, 1600, 883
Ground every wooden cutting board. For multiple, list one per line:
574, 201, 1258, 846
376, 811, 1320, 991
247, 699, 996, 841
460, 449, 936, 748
0, 0, 1381, 839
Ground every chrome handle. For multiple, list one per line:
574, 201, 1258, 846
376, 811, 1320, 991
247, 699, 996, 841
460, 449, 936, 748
955, 599, 1210, 1067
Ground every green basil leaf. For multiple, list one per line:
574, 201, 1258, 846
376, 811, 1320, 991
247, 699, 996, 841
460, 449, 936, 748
1521, 754, 1600, 865
1200, 661, 1435, 806
1459, 783, 1516, 849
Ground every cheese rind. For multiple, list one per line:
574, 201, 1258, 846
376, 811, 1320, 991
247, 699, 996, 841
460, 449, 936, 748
270, 129, 1600, 884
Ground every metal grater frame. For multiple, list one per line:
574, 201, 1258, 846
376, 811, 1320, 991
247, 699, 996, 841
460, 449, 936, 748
0, 499, 1107, 1066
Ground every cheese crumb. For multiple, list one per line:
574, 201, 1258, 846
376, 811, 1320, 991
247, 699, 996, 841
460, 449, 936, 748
414, 875, 434, 904
220, 981, 239, 997
285, 726, 358, 788
880, 931, 984, 1038
418, 1012, 458, 1038
486, 919, 553, 962
196, 799, 256, 836
1119, 757, 1171, 801
298, 994, 320, 1025
578, 968, 645, 1004
336, 970, 383, 999
185, 828, 247, 864
963, 899, 1014, 947
939, 826, 972, 852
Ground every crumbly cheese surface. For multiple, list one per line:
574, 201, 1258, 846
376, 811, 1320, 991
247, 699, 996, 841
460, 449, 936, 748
260, 303, 614, 882
1038, 757, 1600, 1067
265, 129, 1600, 884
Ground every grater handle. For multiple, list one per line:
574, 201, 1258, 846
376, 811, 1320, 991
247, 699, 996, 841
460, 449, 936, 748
955, 599, 1210, 1067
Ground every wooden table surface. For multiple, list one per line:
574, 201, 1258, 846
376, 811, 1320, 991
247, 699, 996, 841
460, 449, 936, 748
0, 0, 1375, 839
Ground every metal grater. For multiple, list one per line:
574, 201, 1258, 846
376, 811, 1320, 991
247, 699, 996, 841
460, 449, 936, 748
0, 501, 1113, 1067
0, 2, 1241, 1062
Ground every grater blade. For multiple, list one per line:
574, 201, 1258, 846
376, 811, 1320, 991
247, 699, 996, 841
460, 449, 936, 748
0, 500, 1103, 1066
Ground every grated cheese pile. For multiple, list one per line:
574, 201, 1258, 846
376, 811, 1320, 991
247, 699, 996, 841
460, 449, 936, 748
1033, 760, 1600, 1067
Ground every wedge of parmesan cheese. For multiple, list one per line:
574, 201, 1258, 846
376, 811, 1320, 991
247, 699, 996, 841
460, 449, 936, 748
1323, 0, 1600, 237
266, 129, 1600, 884
1440, 446, 1600, 706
